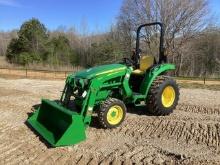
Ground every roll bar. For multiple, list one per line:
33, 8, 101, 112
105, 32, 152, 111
135, 22, 167, 68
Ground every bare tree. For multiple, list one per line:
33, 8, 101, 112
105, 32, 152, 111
117, 0, 209, 75
0, 30, 17, 56
184, 26, 220, 77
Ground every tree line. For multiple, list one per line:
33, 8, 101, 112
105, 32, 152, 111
0, 0, 219, 77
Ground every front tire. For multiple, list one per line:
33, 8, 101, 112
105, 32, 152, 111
98, 98, 126, 128
147, 76, 179, 115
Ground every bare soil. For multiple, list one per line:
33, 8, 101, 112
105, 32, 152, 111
0, 78, 220, 164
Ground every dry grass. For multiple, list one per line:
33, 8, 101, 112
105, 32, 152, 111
0, 56, 83, 71
22, 63, 83, 71
0, 56, 12, 67
0, 68, 80, 80
178, 82, 220, 91
176, 78, 220, 91
0, 56, 83, 79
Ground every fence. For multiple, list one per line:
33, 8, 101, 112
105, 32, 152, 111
0, 67, 219, 84
0, 67, 80, 79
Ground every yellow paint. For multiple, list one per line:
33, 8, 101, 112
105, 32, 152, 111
132, 69, 144, 74
107, 105, 123, 125
95, 67, 126, 76
161, 86, 176, 108
132, 55, 154, 75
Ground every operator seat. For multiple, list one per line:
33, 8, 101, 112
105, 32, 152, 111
132, 55, 154, 75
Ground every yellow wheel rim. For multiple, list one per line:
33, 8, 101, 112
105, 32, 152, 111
107, 105, 123, 125
161, 86, 176, 108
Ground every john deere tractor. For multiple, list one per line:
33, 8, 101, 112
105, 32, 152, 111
28, 22, 179, 147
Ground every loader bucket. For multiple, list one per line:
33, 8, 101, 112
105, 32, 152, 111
27, 99, 86, 147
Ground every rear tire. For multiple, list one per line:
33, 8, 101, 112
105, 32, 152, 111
98, 98, 126, 129
146, 76, 179, 115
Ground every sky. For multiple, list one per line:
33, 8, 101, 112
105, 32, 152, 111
0, 0, 123, 33
0, 0, 220, 33
209, 0, 220, 22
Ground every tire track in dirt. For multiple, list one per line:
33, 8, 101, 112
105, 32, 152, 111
2, 144, 33, 165
0, 141, 23, 165
0, 78, 220, 164
111, 115, 220, 150
1, 110, 219, 164
0, 121, 50, 164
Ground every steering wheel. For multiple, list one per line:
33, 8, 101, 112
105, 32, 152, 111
123, 57, 135, 67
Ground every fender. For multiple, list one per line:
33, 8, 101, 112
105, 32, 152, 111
140, 64, 175, 97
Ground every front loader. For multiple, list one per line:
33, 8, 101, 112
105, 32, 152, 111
27, 22, 179, 147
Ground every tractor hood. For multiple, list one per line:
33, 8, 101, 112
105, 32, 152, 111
74, 63, 127, 79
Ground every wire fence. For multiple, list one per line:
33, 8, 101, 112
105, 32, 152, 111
176, 76, 220, 85
0, 67, 219, 85
0, 67, 81, 79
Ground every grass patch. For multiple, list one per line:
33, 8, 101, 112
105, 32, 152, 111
179, 82, 220, 91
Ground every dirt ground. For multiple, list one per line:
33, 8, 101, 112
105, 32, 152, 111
0, 78, 220, 164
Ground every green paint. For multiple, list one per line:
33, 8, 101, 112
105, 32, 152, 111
27, 99, 86, 147
111, 111, 116, 117
71, 64, 127, 79
140, 64, 175, 95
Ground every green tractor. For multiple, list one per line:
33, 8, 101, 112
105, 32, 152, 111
27, 22, 179, 147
